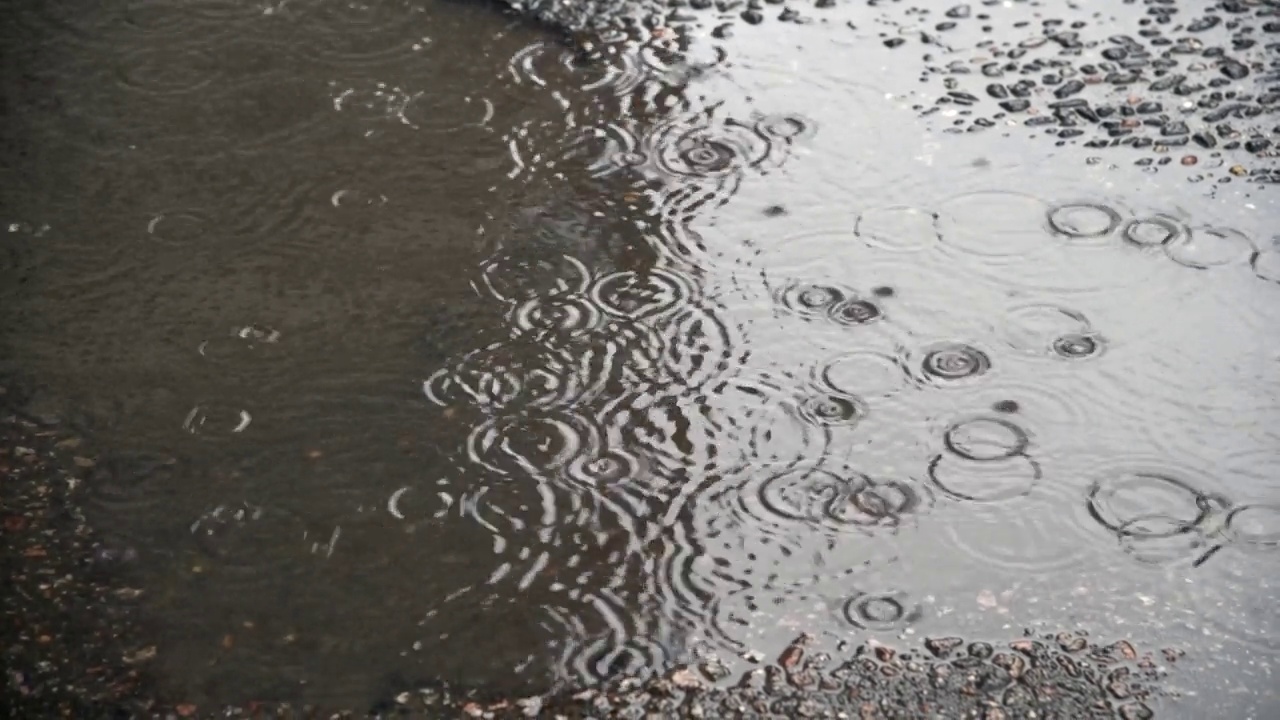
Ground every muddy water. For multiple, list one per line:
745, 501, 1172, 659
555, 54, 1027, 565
2, 0, 1278, 714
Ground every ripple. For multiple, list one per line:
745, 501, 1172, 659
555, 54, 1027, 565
330, 81, 492, 133
1001, 303, 1093, 357
85, 453, 180, 516
466, 411, 600, 481
508, 39, 645, 97
753, 112, 816, 143
197, 324, 283, 366
1085, 469, 1231, 541
827, 297, 884, 326
145, 210, 209, 246
936, 470, 1098, 573
1164, 226, 1256, 269
1251, 246, 1280, 285
796, 392, 866, 428
936, 190, 1053, 260
713, 459, 926, 537
943, 417, 1030, 462
1051, 332, 1105, 359
478, 252, 591, 304
815, 350, 911, 400
1224, 505, 1280, 551
1123, 216, 1186, 248
1046, 203, 1123, 239
298, 0, 423, 67
190, 501, 313, 584
424, 342, 604, 413
590, 267, 693, 320
855, 205, 941, 253
916, 342, 992, 385
928, 453, 1041, 503
648, 116, 767, 181
658, 300, 741, 391
1181, 547, 1280, 654
842, 591, 923, 631
116, 46, 219, 95
510, 294, 604, 341
182, 404, 253, 436
777, 281, 849, 320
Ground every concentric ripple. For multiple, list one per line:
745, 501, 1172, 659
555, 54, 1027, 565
842, 591, 923, 631
1164, 226, 1256, 269
917, 342, 992, 384
189, 502, 313, 585
1046, 203, 1123, 239
827, 297, 884, 326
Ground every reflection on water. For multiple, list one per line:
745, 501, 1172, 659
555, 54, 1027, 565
1, 0, 1277, 713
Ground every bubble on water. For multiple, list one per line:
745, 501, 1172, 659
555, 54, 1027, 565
842, 591, 922, 631
944, 417, 1030, 462
928, 453, 1041, 502
1164, 225, 1255, 269
918, 342, 991, 384
1047, 203, 1123, 239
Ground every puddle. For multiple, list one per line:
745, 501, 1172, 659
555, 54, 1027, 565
1, 0, 1277, 715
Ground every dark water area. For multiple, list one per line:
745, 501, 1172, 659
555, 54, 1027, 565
1, 0, 1278, 715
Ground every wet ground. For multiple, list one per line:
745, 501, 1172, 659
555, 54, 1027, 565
2, 0, 1279, 717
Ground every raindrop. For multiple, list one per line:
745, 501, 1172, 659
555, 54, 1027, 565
1047, 203, 1123, 239
928, 453, 1041, 502
944, 417, 1030, 461
828, 479, 926, 528
842, 591, 922, 631
757, 466, 870, 525
1164, 226, 1255, 269
566, 449, 640, 489
754, 113, 814, 141
466, 412, 597, 479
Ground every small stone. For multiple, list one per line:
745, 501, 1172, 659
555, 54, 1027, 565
999, 98, 1030, 113
1180, 155, 1198, 166
925, 637, 964, 659
1229, 165, 1247, 176
741, 10, 763, 24
884, 38, 907, 49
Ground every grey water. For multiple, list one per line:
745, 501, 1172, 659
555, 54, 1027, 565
1, 0, 1277, 714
